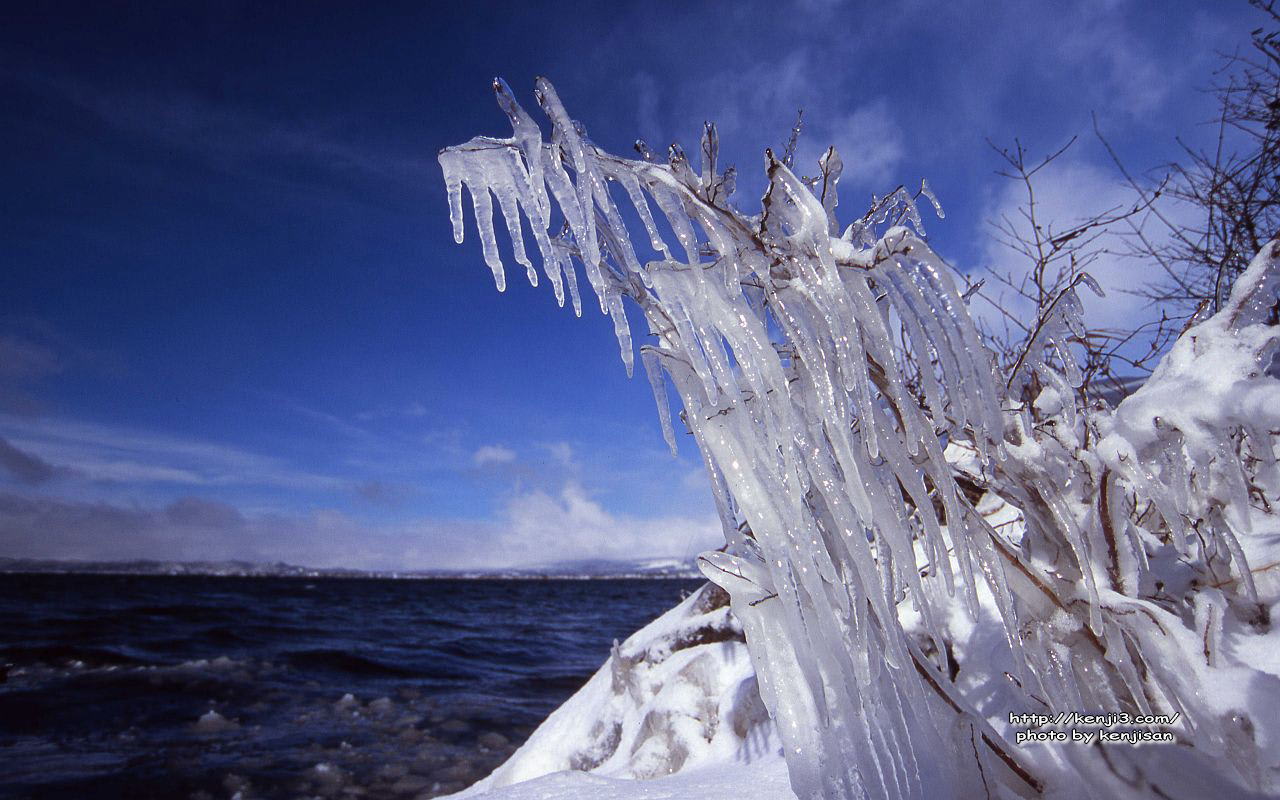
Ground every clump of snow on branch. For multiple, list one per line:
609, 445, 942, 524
440, 78, 1280, 800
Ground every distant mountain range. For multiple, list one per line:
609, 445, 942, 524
0, 556, 705, 580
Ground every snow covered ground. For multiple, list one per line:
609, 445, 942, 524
446, 758, 793, 800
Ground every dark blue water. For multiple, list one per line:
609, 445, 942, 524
0, 574, 702, 800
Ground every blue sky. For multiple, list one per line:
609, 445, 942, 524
0, 0, 1264, 569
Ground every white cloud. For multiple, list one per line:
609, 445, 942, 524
682, 466, 708, 491
620, 40, 910, 209
473, 444, 517, 466
813, 100, 905, 189
0, 477, 722, 572
0, 411, 719, 571
1050, 1, 1178, 117
490, 481, 721, 568
355, 401, 431, 421
545, 441, 574, 466
973, 155, 1197, 341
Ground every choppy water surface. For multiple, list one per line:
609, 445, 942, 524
0, 574, 701, 799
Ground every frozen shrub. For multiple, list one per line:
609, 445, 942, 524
440, 79, 1280, 799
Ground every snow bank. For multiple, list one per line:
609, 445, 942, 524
447, 757, 793, 800
449, 582, 791, 799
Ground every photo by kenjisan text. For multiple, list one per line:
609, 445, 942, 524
1008, 711, 1180, 746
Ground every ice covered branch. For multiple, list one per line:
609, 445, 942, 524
439, 78, 1280, 800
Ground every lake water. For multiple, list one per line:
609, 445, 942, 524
0, 574, 701, 799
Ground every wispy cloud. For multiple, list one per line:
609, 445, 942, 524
256, 392, 380, 443
0, 332, 61, 416
544, 441, 574, 466
0, 491, 340, 565
815, 101, 906, 189
0, 334, 60, 381
0, 436, 62, 485
1049, 0, 1180, 118
356, 401, 431, 422
972, 151, 1199, 342
353, 480, 415, 507
5, 67, 435, 186
0, 414, 348, 493
473, 444, 517, 467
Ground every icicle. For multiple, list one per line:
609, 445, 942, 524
558, 240, 583, 317
491, 180, 537, 287
818, 146, 843, 235
647, 184, 700, 261
1211, 506, 1259, 605
641, 348, 678, 456
612, 169, 670, 257
443, 166, 465, 244
919, 178, 944, 220
470, 187, 506, 291
607, 293, 634, 377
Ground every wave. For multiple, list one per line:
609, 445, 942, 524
282, 648, 456, 680
0, 644, 150, 670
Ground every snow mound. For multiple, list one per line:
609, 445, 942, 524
450, 582, 788, 798
448, 758, 793, 800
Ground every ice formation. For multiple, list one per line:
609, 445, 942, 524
439, 79, 1280, 800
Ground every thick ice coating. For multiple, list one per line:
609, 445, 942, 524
440, 79, 1280, 800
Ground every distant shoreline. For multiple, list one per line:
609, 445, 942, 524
0, 558, 704, 581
